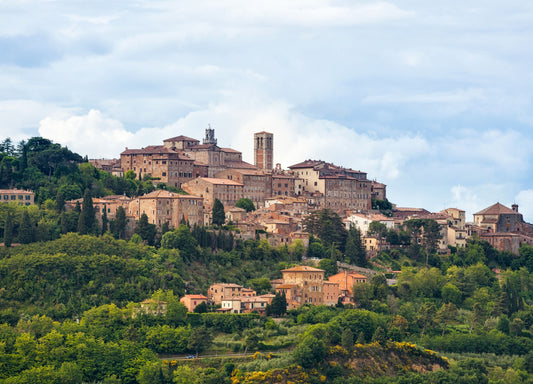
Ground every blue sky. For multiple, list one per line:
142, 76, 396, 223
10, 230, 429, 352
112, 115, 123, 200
1, 0, 533, 221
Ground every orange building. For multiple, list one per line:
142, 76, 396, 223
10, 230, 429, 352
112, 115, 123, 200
180, 294, 208, 312
328, 271, 368, 296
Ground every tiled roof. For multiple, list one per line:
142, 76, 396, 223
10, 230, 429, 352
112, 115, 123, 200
475, 202, 517, 216
220, 147, 241, 153
225, 160, 257, 169
288, 159, 324, 169
163, 135, 199, 142
198, 177, 244, 186
281, 265, 324, 273
183, 294, 207, 299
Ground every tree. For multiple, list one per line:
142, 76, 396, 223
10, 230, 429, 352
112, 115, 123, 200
212, 198, 225, 226
78, 189, 96, 235
344, 226, 366, 266
187, 326, 213, 357
436, 302, 458, 336
318, 258, 337, 278
235, 198, 255, 212
341, 327, 354, 351
135, 213, 157, 246
293, 335, 326, 369
302, 209, 348, 250
114, 206, 126, 239
55, 191, 65, 213
101, 207, 108, 234
3, 212, 13, 247
18, 210, 34, 244
266, 291, 287, 317
193, 301, 207, 314
416, 302, 436, 336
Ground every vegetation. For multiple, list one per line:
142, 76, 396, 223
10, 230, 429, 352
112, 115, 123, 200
1, 137, 533, 382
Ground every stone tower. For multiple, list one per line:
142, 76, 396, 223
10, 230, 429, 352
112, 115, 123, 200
254, 131, 273, 170
203, 125, 217, 145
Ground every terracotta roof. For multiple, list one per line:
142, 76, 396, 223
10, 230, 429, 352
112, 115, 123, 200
282, 265, 324, 273
198, 177, 243, 186
225, 160, 257, 169
139, 189, 201, 199
474, 202, 517, 216
276, 284, 298, 289
227, 168, 266, 176
183, 294, 207, 299
189, 144, 218, 150
255, 131, 273, 134
220, 147, 241, 153
164, 135, 199, 142
288, 159, 324, 169
0, 189, 33, 194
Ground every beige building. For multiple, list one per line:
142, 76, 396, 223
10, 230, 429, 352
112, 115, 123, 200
441, 208, 467, 248
279, 265, 325, 306
181, 177, 243, 209
215, 168, 272, 207
288, 160, 373, 213
323, 281, 341, 306
0, 189, 34, 206
120, 146, 196, 188
128, 190, 203, 228
208, 283, 244, 304
180, 294, 208, 312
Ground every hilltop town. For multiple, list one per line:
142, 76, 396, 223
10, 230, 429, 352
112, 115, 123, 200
83, 128, 533, 256
1, 133, 533, 383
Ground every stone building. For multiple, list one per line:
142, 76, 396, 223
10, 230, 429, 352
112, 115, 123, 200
288, 160, 372, 213
323, 280, 341, 306
279, 265, 325, 306
271, 164, 297, 197
208, 283, 243, 304
0, 189, 35, 206
127, 190, 203, 228
471, 203, 533, 254
120, 146, 196, 188
370, 180, 387, 201
215, 168, 272, 207
181, 177, 243, 209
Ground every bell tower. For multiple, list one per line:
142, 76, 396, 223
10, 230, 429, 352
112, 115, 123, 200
254, 131, 273, 170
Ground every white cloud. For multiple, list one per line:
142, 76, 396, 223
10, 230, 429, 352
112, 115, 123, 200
515, 190, 533, 223
38, 110, 134, 158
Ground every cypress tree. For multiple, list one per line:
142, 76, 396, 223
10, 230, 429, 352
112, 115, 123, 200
18, 210, 34, 244
101, 207, 108, 234
114, 206, 126, 239
212, 198, 225, 226
3, 213, 13, 248
81, 189, 95, 235
55, 191, 65, 213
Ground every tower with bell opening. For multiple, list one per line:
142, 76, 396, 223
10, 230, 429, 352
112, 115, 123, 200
254, 131, 273, 171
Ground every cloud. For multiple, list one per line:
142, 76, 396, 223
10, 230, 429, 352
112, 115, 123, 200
38, 110, 134, 157
515, 190, 533, 223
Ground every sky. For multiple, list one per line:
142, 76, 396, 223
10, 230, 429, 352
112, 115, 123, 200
1, 0, 533, 221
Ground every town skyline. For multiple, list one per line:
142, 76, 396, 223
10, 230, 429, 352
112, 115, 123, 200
1, 1, 533, 222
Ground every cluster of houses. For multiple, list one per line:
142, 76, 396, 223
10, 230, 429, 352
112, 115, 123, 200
177, 265, 369, 314
86, 127, 533, 255
3, 128, 533, 255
